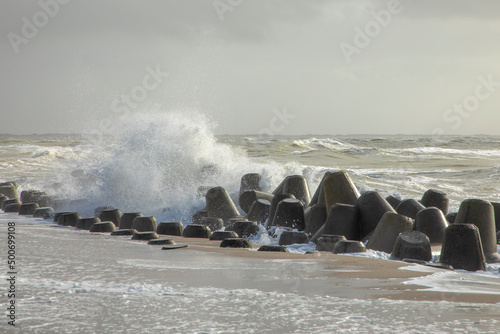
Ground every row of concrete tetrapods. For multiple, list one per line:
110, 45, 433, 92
1, 172, 500, 269
199, 171, 500, 271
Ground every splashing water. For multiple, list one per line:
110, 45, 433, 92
54, 111, 319, 221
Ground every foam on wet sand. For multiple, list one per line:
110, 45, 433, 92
3, 213, 500, 333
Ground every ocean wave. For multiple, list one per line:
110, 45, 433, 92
385, 146, 500, 158
291, 149, 316, 155
0, 144, 44, 152
0, 144, 81, 161
30, 147, 75, 160
292, 138, 348, 150
243, 137, 273, 145
48, 111, 324, 221
291, 138, 377, 155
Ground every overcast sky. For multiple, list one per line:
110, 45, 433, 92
1, 0, 499, 136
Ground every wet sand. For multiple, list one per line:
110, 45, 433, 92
3, 214, 500, 333
164, 235, 500, 304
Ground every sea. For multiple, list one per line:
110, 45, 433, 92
1, 112, 500, 333
3, 112, 500, 219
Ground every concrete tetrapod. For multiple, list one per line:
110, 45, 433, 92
267, 194, 295, 229
0, 194, 7, 208
119, 212, 142, 230
308, 173, 328, 207
226, 220, 260, 238
0, 181, 17, 188
2, 199, 20, 210
390, 231, 432, 262
414, 207, 448, 243
304, 203, 327, 236
33, 207, 54, 219
151, 240, 188, 249
53, 211, 71, 222
282, 175, 311, 206
366, 212, 413, 254
58, 212, 81, 227
110, 229, 138, 236
89, 221, 116, 233
200, 217, 224, 231
246, 199, 271, 224
272, 198, 305, 231
220, 238, 252, 248
131, 232, 159, 241
239, 190, 274, 215
445, 212, 457, 224
309, 223, 326, 244
454, 199, 500, 263
206, 186, 240, 223
421, 189, 449, 215
323, 203, 360, 241
385, 195, 402, 210
271, 176, 287, 196
18, 203, 39, 215
147, 239, 176, 245
227, 217, 248, 226
20, 190, 45, 204
192, 210, 208, 224
278, 231, 309, 246
316, 235, 347, 252
38, 195, 54, 208
157, 221, 184, 236
0, 185, 17, 199
396, 199, 426, 219
356, 191, 396, 240
322, 171, 360, 213
439, 224, 486, 271
209, 231, 239, 241
490, 202, 500, 236
98, 209, 122, 227
76, 217, 101, 230
161, 243, 189, 250
131, 216, 158, 232
239, 173, 261, 196
94, 206, 113, 217
333, 240, 366, 254
183, 224, 211, 238
258, 245, 290, 252
4, 203, 21, 213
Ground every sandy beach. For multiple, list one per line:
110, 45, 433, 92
156, 236, 500, 304
2, 213, 500, 333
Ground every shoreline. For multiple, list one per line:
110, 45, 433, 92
4, 213, 500, 305
2, 214, 500, 333
159, 235, 500, 304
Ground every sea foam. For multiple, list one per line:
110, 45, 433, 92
54, 112, 323, 221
